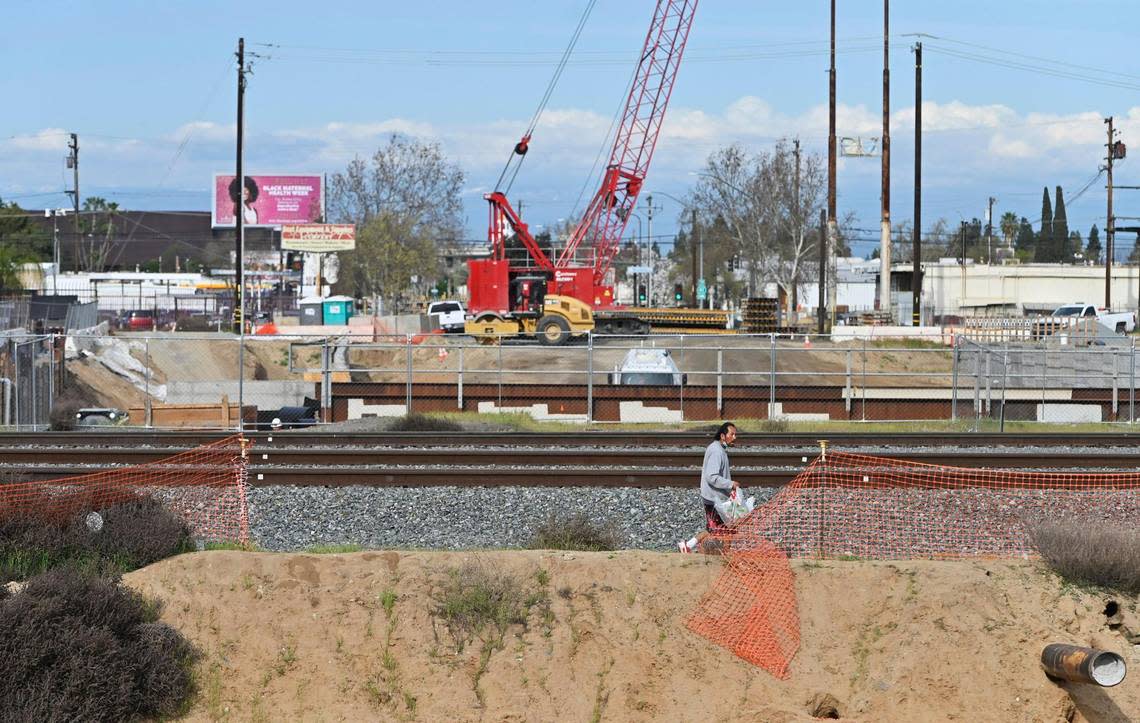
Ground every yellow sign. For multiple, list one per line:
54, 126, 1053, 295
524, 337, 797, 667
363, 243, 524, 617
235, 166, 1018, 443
280, 223, 356, 252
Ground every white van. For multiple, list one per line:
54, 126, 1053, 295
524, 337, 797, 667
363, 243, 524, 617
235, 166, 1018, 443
428, 300, 466, 333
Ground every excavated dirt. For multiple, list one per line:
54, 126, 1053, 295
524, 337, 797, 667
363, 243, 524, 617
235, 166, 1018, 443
69, 334, 954, 412
124, 551, 1140, 722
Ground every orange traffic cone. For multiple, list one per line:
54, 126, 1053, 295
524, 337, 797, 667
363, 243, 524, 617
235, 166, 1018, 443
803, 335, 812, 348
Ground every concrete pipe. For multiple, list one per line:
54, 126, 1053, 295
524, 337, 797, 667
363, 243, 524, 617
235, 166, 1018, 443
1041, 644, 1127, 687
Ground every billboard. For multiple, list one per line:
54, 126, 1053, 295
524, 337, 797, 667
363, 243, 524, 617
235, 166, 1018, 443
281, 224, 356, 252
212, 174, 324, 228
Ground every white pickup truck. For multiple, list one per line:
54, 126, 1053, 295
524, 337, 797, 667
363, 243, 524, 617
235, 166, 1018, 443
427, 300, 466, 333
1051, 303, 1136, 333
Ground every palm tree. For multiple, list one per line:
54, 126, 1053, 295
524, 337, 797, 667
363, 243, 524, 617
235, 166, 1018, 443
999, 211, 1018, 248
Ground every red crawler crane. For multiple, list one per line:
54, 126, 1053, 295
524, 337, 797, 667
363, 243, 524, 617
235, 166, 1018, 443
469, 0, 698, 321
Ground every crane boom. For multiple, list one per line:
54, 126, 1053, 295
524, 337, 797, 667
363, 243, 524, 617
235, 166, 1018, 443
557, 0, 698, 291
473, 0, 697, 317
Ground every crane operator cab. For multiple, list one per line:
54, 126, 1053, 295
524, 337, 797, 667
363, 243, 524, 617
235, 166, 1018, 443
510, 275, 548, 316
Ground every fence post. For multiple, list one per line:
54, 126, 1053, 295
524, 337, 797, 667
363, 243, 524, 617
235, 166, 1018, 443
405, 334, 413, 414
587, 333, 594, 423
457, 345, 464, 410
1132, 339, 1136, 425
951, 336, 959, 422
12, 339, 18, 429
861, 338, 867, 422
236, 333, 245, 432
766, 333, 776, 419
1041, 345, 1048, 424
320, 339, 331, 423
30, 340, 38, 430
1112, 347, 1119, 421
48, 334, 56, 422
678, 334, 684, 421
844, 349, 852, 415
716, 348, 723, 415
972, 344, 981, 420
144, 336, 152, 427
497, 337, 503, 408
985, 349, 992, 417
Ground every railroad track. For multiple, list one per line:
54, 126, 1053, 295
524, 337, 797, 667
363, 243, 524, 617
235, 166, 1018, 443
6, 430, 1140, 448
6, 439, 1140, 487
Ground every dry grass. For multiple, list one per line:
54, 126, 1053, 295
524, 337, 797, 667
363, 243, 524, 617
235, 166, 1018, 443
1031, 518, 1140, 594
528, 513, 622, 552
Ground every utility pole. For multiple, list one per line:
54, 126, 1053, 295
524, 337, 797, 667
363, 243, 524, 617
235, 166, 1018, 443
986, 196, 996, 264
67, 133, 79, 271
879, 0, 892, 317
1106, 116, 1115, 309
645, 194, 656, 306
818, 209, 827, 334
827, 0, 838, 331
912, 42, 922, 326
233, 38, 247, 335
690, 208, 698, 307
960, 220, 967, 313
793, 138, 801, 322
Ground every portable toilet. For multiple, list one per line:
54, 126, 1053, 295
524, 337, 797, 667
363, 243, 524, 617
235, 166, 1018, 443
299, 297, 324, 325
322, 295, 355, 325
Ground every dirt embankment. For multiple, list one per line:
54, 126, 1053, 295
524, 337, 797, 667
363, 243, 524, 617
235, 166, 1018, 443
124, 551, 1139, 722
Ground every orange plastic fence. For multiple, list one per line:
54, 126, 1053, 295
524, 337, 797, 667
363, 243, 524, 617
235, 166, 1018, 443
686, 450, 1140, 679
0, 435, 251, 544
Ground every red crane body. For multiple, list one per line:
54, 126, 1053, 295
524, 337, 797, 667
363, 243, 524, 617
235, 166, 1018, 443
469, 0, 698, 315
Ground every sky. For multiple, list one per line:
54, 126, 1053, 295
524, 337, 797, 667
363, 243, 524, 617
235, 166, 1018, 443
3, 0, 1140, 259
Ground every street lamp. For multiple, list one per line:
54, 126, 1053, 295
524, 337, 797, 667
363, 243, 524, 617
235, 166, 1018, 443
626, 213, 646, 306
43, 208, 69, 295
650, 189, 707, 308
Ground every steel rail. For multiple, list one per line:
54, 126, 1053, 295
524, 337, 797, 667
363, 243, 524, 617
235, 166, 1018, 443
6, 430, 1140, 448
4, 447, 1140, 469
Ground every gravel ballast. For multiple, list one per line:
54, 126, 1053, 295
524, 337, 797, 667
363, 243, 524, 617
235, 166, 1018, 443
247, 485, 778, 552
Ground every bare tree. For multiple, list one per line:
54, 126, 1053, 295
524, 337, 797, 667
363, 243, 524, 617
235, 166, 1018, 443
689, 142, 825, 314
327, 134, 465, 310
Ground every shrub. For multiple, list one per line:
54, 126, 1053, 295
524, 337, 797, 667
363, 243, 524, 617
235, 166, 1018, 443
528, 512, 622, 552
1031, 518, 1140, 594
0, 492, 193, 582
757, 418, 790, 433
0, 566, 200, 720
433, 561, 539, 652
387, 413, 465, 433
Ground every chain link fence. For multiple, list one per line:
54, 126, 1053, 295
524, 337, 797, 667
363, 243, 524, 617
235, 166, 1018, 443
2, 329, 1135, 431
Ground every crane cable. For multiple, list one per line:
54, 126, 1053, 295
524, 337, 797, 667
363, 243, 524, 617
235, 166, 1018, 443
495, 0, 598, 194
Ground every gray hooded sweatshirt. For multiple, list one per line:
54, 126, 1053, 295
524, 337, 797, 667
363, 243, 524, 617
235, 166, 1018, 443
700, 439, 733, 503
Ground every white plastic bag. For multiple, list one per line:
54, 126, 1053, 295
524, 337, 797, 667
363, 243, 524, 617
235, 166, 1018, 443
714, 488, 752, 523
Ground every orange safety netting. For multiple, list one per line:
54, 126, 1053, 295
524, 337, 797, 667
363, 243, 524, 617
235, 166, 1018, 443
686, 450, 1140, 679
0, 435, 251, 544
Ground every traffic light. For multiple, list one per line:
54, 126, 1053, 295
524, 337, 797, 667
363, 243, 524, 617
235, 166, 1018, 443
638, 284, 647, 304
673, 283, 683, 303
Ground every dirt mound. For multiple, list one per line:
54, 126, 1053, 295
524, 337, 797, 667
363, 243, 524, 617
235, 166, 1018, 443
124, 552, 1139, 722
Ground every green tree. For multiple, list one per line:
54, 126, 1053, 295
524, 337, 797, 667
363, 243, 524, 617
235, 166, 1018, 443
0, 198, 51, 261
999, 211, 1019, 248
343, 211, 438, 312
77, 197, 121, 271
327, 135, 464, 309
1129, 233, 1140, 264
1015, 217, 1035, 258
1068, 231, 1083, 262
1053, 186, 1070, 262
0, 244, 30, 291
1085, 224, 1102, 263
1037, 187, 1054, 261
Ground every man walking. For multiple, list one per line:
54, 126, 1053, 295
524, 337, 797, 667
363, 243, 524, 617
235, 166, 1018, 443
679, 422, 738, 553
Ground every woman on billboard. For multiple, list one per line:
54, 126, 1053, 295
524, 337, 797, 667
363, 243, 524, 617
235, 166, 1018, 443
228, 176, 260, 225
